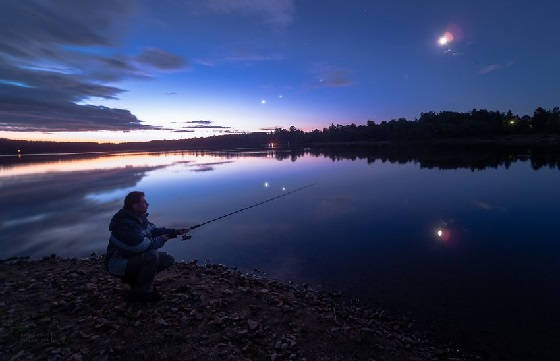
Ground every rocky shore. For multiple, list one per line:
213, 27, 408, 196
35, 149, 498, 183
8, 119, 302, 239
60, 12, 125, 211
1, 255, 477, 361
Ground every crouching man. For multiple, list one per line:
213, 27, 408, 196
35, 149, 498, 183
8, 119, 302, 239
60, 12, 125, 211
105, 191, 188, 302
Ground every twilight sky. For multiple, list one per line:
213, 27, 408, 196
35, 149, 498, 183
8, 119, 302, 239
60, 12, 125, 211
0, 0, 559, 142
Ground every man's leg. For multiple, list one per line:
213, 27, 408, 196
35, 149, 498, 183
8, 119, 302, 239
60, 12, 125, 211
156, 251, 175, 273
124, 250, 158, 293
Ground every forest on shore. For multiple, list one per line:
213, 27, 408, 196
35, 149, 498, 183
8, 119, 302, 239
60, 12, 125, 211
2, 107, 560, 154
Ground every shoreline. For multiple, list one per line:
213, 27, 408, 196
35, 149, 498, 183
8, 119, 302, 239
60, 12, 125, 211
2, 134, 560, 156
0, 255, 478, 361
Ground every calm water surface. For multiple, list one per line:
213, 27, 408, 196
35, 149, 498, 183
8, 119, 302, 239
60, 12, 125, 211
1, 149, 559, 360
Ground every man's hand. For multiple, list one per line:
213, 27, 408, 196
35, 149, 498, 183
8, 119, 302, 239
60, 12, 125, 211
161, 234, 175, 241
175, 228, 189, 235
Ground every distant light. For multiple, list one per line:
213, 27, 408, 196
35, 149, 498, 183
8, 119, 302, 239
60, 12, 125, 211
278, 94, 284, 99
260, 99, 267, 104
269, 142, 275, 148
438, 32, 454, 46
435, 227, 452, 243
282, 186, 286, 191
17, 149, 21, 153
264, 182, 269, 188
509, 120, 516, 125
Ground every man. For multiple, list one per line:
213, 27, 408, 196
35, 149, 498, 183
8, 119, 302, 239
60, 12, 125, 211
105, 191, 188, 302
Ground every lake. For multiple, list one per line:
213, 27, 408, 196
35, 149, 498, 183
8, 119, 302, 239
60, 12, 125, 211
1, 147, 559, 360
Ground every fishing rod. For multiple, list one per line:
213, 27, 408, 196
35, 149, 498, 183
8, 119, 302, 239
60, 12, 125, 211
180, 183, 315, 240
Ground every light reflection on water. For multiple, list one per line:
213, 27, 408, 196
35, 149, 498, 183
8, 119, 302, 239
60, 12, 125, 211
1, 149, 559, 359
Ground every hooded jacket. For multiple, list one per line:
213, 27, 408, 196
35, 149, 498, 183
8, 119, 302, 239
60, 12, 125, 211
106, 208, 175, 276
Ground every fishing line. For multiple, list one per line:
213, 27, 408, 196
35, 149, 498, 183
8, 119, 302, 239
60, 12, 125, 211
180, 183, 315, 240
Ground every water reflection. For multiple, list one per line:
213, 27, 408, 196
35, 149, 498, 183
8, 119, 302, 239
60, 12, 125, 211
0, 152, 238, 257
1, 147, 559, 360
1, 147, 559, 259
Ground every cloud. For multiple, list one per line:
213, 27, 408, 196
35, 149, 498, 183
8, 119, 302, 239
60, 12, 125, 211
0, 103, 159, 132
136, 48, 188, 70
174, 120, 231, 130
194, 46, 284, 67
182, 125, 231, 129
184, 120, 213, 124
472, 200, 506, 212
0, 0, 133, 58
204, 0, 295, 26
309, 67, 354, 88
0, 60, 158, 132
173, 129, 195, 133
193, 58, 216, 67
479, 64, 502, 75
260, 127, 279, 131
0, 1, 184, 132
225, 49, 284, 63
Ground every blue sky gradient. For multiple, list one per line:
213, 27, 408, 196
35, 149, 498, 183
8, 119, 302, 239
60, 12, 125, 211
0, 0, 558, 141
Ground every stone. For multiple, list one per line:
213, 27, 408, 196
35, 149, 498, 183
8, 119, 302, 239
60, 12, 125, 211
248, 319, 258, 330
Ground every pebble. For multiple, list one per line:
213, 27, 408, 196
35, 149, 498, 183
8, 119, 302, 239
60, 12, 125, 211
0, 257, 478, 361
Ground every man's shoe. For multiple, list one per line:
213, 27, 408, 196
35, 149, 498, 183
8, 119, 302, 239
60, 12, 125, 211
143, 288, 162, 302
125, 289, 162, 303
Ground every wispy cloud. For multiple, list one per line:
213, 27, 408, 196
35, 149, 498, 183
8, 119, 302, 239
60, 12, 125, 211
204, 0, 295, 26
473, 200, 507, 212
479, 64, 502, 75
183, 125, 231, 129
196, 46, 284, 67
309, 66, 354, 88
225, 49, 284, 63
180, 120, 231, 129
184, 120, 212, 124
193, 58, 216, 67
136, 47, 188, 70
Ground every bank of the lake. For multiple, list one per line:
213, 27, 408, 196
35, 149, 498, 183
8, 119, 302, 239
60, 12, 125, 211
0, 255, 478, 361
2, 133, 560, 156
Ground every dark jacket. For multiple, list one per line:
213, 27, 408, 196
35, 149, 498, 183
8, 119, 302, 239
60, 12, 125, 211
106, 208, 175, 276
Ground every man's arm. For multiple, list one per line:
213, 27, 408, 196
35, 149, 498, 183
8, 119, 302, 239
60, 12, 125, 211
147, 222, 177, 249
110, 220, 153, 254
112, 219, 174, 253
151, 225, 176, 237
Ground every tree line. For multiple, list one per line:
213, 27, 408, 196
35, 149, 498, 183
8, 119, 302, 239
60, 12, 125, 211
1, 107, 559, 154
271, 107, 560, 145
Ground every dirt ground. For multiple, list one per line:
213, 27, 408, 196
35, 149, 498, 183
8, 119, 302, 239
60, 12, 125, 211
1, 255, 478, 361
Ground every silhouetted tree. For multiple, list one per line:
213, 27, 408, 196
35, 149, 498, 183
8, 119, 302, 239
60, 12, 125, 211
2, 106, 560, 154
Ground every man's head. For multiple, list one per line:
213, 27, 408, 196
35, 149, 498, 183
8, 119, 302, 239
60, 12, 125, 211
124, 191, 148, 214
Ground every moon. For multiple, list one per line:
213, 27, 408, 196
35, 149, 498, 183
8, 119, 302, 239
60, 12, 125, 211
438, 32, 454, 46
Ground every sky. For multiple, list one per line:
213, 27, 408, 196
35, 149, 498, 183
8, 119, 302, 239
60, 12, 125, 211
0, 0, 559, 142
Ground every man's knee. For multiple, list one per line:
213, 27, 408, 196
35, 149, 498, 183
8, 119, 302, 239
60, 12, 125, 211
143, 249, 159, 267
158, 252, 175, 271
